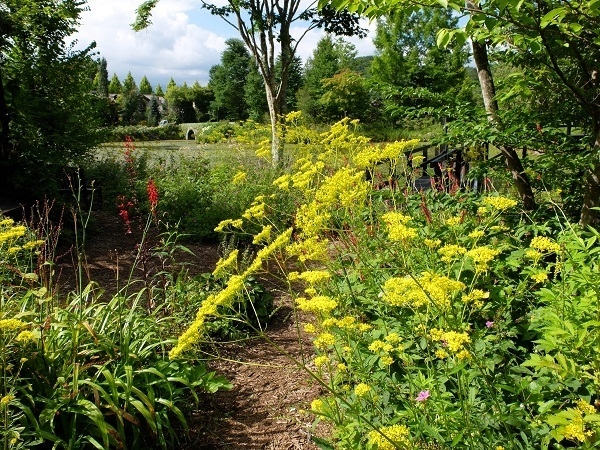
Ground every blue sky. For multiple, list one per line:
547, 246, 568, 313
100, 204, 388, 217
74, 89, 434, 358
73, 0, 377, 89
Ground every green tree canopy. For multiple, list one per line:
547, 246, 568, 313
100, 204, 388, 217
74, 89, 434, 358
108, 73, 122, 94
209, 39, 251, 121
0, 0, 104, 195
297, 35, 358, 120
139, 75, 153, 94
97, 57, 109, 97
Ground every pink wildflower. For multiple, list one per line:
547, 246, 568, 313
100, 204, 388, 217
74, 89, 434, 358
416, 390, 430, 402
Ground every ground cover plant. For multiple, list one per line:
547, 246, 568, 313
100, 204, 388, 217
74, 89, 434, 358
167, 114, 600, 449
0, 211, 231, 449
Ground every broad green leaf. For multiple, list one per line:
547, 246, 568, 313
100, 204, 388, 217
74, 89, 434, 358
540, 7, 567, 28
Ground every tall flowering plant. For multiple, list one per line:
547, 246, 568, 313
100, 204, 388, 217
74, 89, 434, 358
169, 114, 599, 449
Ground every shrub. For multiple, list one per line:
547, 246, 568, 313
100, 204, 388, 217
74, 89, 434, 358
0, 216, 231, 449
168, 116, 600, 449
105, 124, 183, 142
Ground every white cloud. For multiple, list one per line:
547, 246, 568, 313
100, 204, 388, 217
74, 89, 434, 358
73, 0, 376, 87
74, 0, 227, 86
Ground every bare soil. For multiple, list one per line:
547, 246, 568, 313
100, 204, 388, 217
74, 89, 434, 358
56, 210, 323, 450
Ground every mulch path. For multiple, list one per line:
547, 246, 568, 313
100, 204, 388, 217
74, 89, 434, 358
54, 210, 323, 449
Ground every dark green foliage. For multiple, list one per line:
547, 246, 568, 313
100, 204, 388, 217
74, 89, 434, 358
139, 75, 153, 94
209, 39, 251, 121
190, 81, 214, 122
106, 124, 182, 142
97, 57, 109, 97
0, 0, 106, 199
245, 60, 269, 121
147, 95, 161, 126
296, 36, 358, 120
108, 73, 122, 94
370, 8, 471, 117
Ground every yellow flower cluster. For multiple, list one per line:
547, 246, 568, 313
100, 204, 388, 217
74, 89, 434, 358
353, 139, 419, 168
214, 218, 243, 232
212, 250, 239, 278
0, 318, 26, 332
0, 395, 15, 408
482, 196, 518, 211
429, 328, 471, 356
314, 355, 329, 368
242, 202, 266, 221
462, 289, 489, 308
468, 230, 485, 239
21, 240, 45, 250
296, 296, 338, 315
354, 383, 371, 397
170, 229, 292, 359
288, 270, 331, 285
424, 238, 441, 249
314, 332, 336, 349
438, 244, 467, 263
531, 272, 548, 283
383, 273, 465, 309
530, 236, 560, 253
321, 316, 358, 330
0, 224, 26, 245
287, 236, 329, 262
16, 330, 37, 344
369, 340, 394, 353
232, 171, 247, 184
368, 424, 410, 450
252, 224, 273, 245
381, 212, 417, 242
466, 246, 501, 272
562, 408, 594, 442
446, 216, 462, 226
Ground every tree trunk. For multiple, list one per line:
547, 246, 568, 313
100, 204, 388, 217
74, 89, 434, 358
579, 118, 600, 226
265, 84, 283, 166
470, 36, 537, 210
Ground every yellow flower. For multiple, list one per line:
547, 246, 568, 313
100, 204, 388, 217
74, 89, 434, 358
424, 238, 441, 249
435, 349, 449, 359
468, 230, 485, 239
369, 340, 393, 353
368, 424, 410, 450
337, 363, 347, 372
0, 395, 15, 408
252, 225, 272, 245
530, 236, 560, 253
482, 196, 518, 211
311, 399, 324, 413
303, 323, 317, 334
0, 319, 26, 332
314, 332, 336, 349
466, 246, 501, 272
381, 212, 417, 242
212, 250, 239, 278
438, 244, 467, 263
314, 355, 329, 367
296, 270, 331, 285
531, 272, 548, 283
380, 355, 394, 366
232, 171, 247, 184
384, 333, 402, 345
446, 216, 462, 226
354, 383, 371, 397
15, 330, 37, 344
296, 296, 338, 314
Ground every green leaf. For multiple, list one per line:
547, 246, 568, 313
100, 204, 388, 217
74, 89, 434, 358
312, 437, 336, 450
540, 7, 567, 28
437, 29, 451, 48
